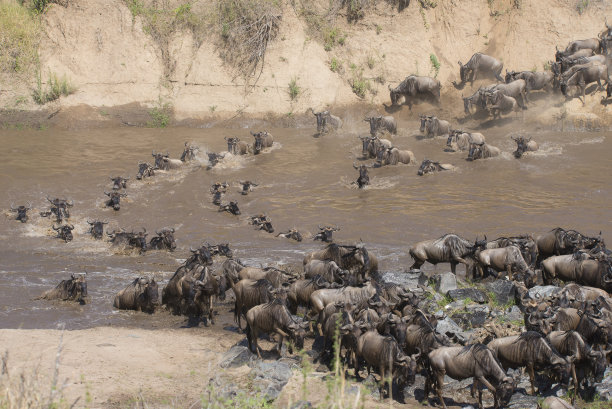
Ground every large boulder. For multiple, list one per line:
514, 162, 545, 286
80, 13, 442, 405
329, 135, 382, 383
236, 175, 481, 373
507, 392, 538, 409
447, 288, 488, 304
452, 305, 490, 329
381, 270, 427, 289
595, 367, 612, 401
528, 285, 561, 299
485, 280, 516, 305
219, 345, 257, 368
250, 361, 293, 401
436, 316, 470, 345
433, 272, 457, 294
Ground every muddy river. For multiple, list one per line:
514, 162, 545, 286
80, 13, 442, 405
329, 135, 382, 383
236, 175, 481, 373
0, 115, 610, 329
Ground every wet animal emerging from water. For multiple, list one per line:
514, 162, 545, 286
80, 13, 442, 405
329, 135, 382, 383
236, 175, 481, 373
113, 276, 159, 313
409, 234, 478, 274
180, 142, 199, 161
136, 162, 156, 180
110, 176, 129, 190
87, 220, 107, 239
107, 228, 148, 252
206, 152, 226, 169
512, 135, 539, 158
239, 181, 258, 195
249, 214, 274, 233
10, 203, 31, 223
152, 151, 183, 170
311, 109, 343, 134
313, 225, 340, 243
52, 223, 74, 242
219, 201, 241, 216
303, 259, 346, 284
225, 137, 251, 155
210, 182, 228, 206
388, 75, 441, 109
276, 229, 303, 242
420, 115, 451, 138
104, 190, 127, 211
40, 197, 73, 223
456, 53, 504, 85
303, 242, 377, 281
360, 136, 393, 159
446, 130, 486, 152
36, 273, 88, 304
417, 159, 455, 176
364, 116, 397, 137
353, 163, 370, 188
148, 228, 177, 251
376, 146, 416, 166
251, 131, 274, 154
467, 142, 501, 161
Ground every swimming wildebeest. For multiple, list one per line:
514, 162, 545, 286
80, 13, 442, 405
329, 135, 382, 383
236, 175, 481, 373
148, 227, 177, 251
420, 115, 451, 138
225, 137, 251, 155
487, 331, 570, 395
417, 159, 455, 176
251, 131, 274, 154
246, 299, 309, 358
446, 130, 486, 152
310, 108, 343, 134
466, 141, 501, 161
204, 242, 233, 259
352, 162, 370, 188
210, 182, 228, 205
560, 65, 609, 105
388, 75, 441, 109
113, 276, 160, 313
52, 223, 74, 242
409, 234, 479, 274
219, 201, 241, 216
239, 181, 258, 195
10, 202, 31, 223
456, 53, 504, 85
107, 228, 148, 253
40, 196, 73, 223
36, 273, 88, 304
376, 146, 416, 166
206, 151, 226, 169
313, 225, 340, 242
152, 151, 183, 170
109, 176, 129, 190
512, 135, 539, 158
104, 190, 127, 211
364, 115, 397, 136
249, 214, 274, 233
180, 142, 199, 161
276, 228, 303, 242
87, 219, 107, 239
360, 135, 393, 159
136, 162, 156, 180
425, 344, 515, 409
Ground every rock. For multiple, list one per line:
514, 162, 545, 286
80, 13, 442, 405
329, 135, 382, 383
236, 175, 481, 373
595, 367, 612, 401
403, 374, 426, 401
447, 288, 488, 304
433, 272, 457, 294
445, 301, 464, 311
250, 361, 293, 401
219, 345, 257, 368
528, 285, 561, 299
506, 305, 523, 323
485, 280, 516, 305
290, 401, 313, 409
452, 305, 489, 328
436, 317, 469, 345
381, 270, 427, 289
507, 392, 539, 409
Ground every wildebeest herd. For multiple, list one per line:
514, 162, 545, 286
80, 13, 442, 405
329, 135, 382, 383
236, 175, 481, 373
7, 21, 612, 409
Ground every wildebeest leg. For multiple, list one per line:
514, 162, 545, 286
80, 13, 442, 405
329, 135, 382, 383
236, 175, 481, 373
410, 259, 424, 271
435, 369, 448, 409
471, 379, 478, 397
208, 297, 214, 325
571, 362, 578, 403
475, 376, 497, 409
450, 262, 457, 275
528, 363, 536, 395
506, 264, 513, 281
580, 83, 586, 106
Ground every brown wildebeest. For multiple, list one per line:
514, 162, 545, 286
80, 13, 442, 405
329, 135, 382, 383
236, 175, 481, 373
409, 234, 479, 274
36, 273, 88, 304
113, 276, 159, 313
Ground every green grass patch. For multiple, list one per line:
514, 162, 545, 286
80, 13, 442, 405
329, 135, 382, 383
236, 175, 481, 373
147, 100, 172, 128
288, 77, 300, 101
576, 0, 589, 15
33, 71, 76, 104
329, 57, 340, 73
0, 1, 41, 76
429, 53, 440, 78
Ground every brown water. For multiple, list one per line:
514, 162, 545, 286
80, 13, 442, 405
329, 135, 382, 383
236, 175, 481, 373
0, 116, 610, 329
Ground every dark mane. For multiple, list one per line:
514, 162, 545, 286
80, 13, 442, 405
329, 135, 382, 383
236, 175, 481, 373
515, 331, 544, 343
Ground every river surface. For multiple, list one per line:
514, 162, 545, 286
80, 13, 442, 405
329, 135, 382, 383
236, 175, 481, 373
0, 117, 610, 329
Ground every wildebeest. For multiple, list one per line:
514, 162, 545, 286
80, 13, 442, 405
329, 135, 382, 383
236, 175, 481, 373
404, 310, 452, 359
136, 162, 156, 180
152, 151, 183, 170
409, 234, 478, 274
486, 235, 539, 269
87, 219, 107, 239
487, 331, 570, 395
239, 181, 257, 195
249, 214, 274, 233
210, 182, 228, 206
446, 130, 486, 152
376, 146, 415, 166
462, 88, 488, 115
353, 162, 370, 188
558, 55, 607, 76
313, 225, 340, 243
113, 276, 159, 313
180, 142, 199, 161
107, 228, 148, 252
36, 273, 88, 304
456, 53, 504, 85
52, 223, 74, 242
225, 137, 251, 155
251, 131, 274, 154
467, 141, 501, 161
560, 65, 609, 104
304, 259, 345, 283
110, 176, 129, 190
388, 75, 441, 109
286, 275, 331, 314
205, 242, 233, 259
417, 159, 455, 176
360, 135, 392, 159
303, 242, 378, 279
541, 254, 612, 291
219, 201, 240, 216
474, 245, 533, 280
555, 39, 601, 61
421, 115, 451, 138
206, 151, 226, 169
10, 202, 31, 223
148, 228, 177, 251
310, 282, 379, 330
161, 263, 205, 315
185, 245, 214, 268
537, 228, 587, 260
246, 299, 309, 358
40, 197, 73, 223
483, 90, 521, 119
488, 78, 528, 106
364, 116, 397, 136
104, 190, 126, 211
425, 344, 514, 409
505, 70, 554, 92
191, 270, 225, 325
276, 228, 303, 242
512, 135, 539, 158
310, 109, 343, 134
221, 259, 295, 289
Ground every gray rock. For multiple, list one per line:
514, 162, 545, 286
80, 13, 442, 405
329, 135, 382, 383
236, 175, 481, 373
506, 305, 523, 323
433, 272, 457, 294
219, 345, 257, 368
290, 401, 313, 409
528, 285, 561, 300
507, 392, 539, 409
436, 317, 469, 345
445, 300, 464, 311
250, 361, 293, 401
447, 288, 488, 304
452, 309, 488, 329
381, 270, 428, 289
485, 280, 516, 305
595, 367, 612, 401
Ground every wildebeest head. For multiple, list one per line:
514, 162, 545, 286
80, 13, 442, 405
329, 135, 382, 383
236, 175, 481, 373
180, 142, 199, 161
457, 60, 470, 83
52, 223, 75, 242
313, 110, 328, 134
132, 228, 148, 252
71, 273, 88, 304
207, 152, 225, 169
138, 277, 160, 311
224, 137, 240, 154
105, 191, 127, 211
512, 135, 531, 159
10, 202, 32, 223
359, 135, 371, 157
495, 377, 515, 407
110, 176, 129, 190
364, 116, 382, 137
151, 228, 177, 251
419, 114, 430, 133
188, 246, 214, 266
467, 142, 484, 161
219, 201, 240, 215
152, 151, 169, 169
277, 229, 303, 242
352, 162, 370, 188
239, 181, 258, 195
251, 131, 267, 155
44, 197, 73, 222
287, 318, 309, 351
417, 159, 441, 176
314, 225, 339, 243
136, 162, 156, 180
504, 70, 517, 84
395, 350, 419, 388
250, 214, 274, 233
87, 219, 108, 239
206, 242, 233, 258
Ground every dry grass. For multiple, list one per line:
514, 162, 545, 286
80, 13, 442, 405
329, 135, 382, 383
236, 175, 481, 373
0, 1, 41, 77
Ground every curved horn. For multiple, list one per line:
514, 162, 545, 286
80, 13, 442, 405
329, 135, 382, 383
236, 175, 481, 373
68, 224, 74, 229
10, 203, 16, 211
52, 224, 60, 230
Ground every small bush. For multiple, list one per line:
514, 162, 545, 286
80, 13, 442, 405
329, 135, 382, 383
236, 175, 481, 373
33, 71, 76, 104
288, 77, 300, 100
576, 0, 589, 14
366, 55, 376, 69
350, 66, 370, 98
148, 100, 172, 128
323, 26, 345, 51
330, 57, 340, 72
429, 53, 440, 78
375, 24, 382, 34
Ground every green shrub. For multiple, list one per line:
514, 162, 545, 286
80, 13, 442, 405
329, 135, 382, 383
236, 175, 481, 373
329, 57, 340, 72
288, 77, 300, 100
576, 0, 589, 14
147, 100, 172, 128
33, 71, 76, 104
429, 53, 440, 78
